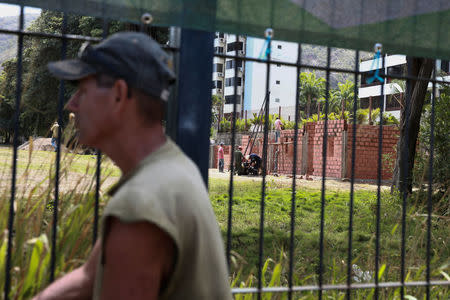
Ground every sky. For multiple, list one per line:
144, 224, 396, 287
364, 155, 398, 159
0, 3, 41, 17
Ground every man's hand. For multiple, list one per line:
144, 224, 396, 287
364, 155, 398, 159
33, 240, 100, 300
100, 217, 175, 300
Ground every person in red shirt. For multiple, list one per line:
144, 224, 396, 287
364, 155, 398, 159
218, 142, 225, 172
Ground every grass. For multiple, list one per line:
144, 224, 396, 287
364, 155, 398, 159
0, 145, 448, 299
209, 178, 450, 298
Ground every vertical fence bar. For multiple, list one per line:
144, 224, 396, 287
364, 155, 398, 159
425, 66, 437, 299
257, 32, 272, 300
288, 43, 302, 300
374, 52, 386, 300
318, 47, 331, 300
4, 6, 24, 299
93, 8, 109, 246
346, 50, 360, 300
400, 59, 413, 300
50, 12, 68, 283
226, 34, 240, 266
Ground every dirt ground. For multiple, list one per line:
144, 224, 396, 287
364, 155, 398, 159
208, 168, 391, 192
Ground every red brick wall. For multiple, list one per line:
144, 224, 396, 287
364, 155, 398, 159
310, 120, 346, 178
220, 122, 399, 180
346, 125, 398, 180
274, 130, 304, 174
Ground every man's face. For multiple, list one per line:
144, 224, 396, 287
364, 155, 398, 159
66, 75, 117, 148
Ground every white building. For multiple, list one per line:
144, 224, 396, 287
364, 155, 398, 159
212, 34, 299, 120
243, 37, 298, 119
359, 55, 450, 120
212, 33, 245, 117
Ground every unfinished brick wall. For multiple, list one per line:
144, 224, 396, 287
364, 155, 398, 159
310, 120, 346, 178
346, 125, 398, 180
222, 121, 399, 180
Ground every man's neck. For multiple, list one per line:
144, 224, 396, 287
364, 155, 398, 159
101, 125, 166, 176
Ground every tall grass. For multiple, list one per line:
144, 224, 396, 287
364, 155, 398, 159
0, 141, 119, 299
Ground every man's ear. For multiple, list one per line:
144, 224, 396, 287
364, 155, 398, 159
113, 79, 129, 103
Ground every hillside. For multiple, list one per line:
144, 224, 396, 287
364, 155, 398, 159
301, 44, 372, 87
0, 14, 39, 67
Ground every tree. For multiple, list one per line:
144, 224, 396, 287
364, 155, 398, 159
333, 80, 355, 119
0, 11, 169, 141
392, 57, 434, 194
211, 94, 224, 128
299, 72, 325, 118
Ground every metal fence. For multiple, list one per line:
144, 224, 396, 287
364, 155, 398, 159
1, 3, 449, 300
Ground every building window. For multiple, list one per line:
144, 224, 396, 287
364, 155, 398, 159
225, 77, 242, 87
275, 98, 280, 103
225, 95, 241, 104
225, 60, 243, 69
227, 41, 243, 52
277, 45, 282, 49
276, 80, 280, 84
212, 80, 223, 89
213, 63, 223, 73
214, 46, 224, 54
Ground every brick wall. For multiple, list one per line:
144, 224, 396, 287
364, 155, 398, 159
217, 122, 399, 180
346, 125, 398, 180
310, 120, 346, 178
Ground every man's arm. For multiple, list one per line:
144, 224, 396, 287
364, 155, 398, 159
100, 217, 176, 300
33, 240, 100, 300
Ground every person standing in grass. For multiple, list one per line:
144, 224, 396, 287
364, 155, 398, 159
34, 32, 231, 300
50, 121, 59, 151
233, 145, 244, 175
218, 142, 225, 172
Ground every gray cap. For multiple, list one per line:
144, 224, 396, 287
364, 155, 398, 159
48, 32, 176, 101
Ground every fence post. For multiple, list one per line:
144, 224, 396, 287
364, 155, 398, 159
175, 28, 214, 185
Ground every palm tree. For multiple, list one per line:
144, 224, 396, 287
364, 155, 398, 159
333, 80, 355, 120
299, 72, 325, 118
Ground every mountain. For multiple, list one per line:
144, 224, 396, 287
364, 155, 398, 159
0, 14, 39, 67
301, 44, 372, 88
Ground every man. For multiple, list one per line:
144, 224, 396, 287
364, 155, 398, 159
246, 153, 262, 175
34, 32, 231, 300
233, 145, 245, 175
218, 142, 225, 172
50, 121, 59, 150
274, 117, 283, 143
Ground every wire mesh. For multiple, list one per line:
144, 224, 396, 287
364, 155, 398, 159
0, 3, 449, 300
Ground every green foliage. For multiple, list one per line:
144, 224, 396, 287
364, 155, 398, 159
299, 72, 326, 117
0, 11, 168, 142
414, 85, 450, 192
219, 119, 231, 132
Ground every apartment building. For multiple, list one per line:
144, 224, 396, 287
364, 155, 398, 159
212, 33, 299, 119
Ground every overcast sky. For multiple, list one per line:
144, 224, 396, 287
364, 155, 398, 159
0, 3, 41, 17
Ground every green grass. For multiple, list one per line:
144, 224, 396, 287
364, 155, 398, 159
209, 178, 450, 298
0, 146, 448, 299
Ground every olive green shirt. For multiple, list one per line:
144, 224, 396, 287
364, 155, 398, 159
93, 138, 231, 299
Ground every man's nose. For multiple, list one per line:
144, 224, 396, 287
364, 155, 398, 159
65, 93, 79, 111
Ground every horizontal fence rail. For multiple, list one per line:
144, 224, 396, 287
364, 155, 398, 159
1, 3, 449, 300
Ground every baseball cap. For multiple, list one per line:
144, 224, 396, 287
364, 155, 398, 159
47, 32, 176, 101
